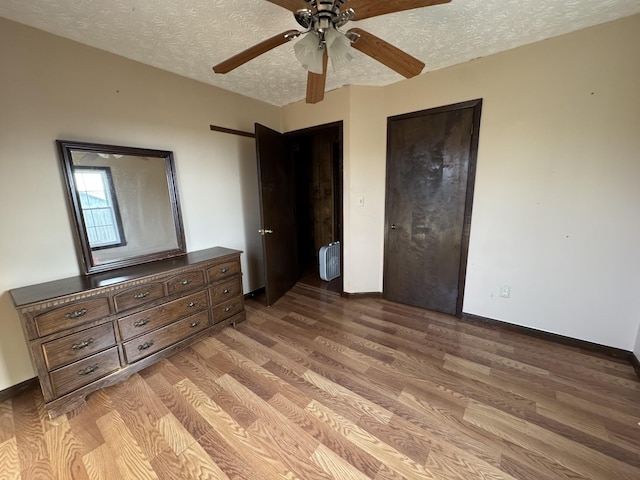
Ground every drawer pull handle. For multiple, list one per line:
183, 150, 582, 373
133, 318, 149, 327
186, 301, 198, 308
65, 308, 87, 319
180, 279, 192, 286
222, 288, 230, 294
220, 267, 229, 274
134, 291, 150, 299
189, 320, 201, 328
78, 364, 99, 376
224, 306, 233, 313
138, 340, 155, 351
71, 338, 94, 350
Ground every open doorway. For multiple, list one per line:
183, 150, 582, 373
289, 122, 343, 295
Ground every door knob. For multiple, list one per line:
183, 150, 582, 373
390, 224, 397, 230
258, 229, 273, 235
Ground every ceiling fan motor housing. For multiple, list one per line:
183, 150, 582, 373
296, 0, 355, 45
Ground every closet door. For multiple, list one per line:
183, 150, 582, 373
383, 100, 482, 315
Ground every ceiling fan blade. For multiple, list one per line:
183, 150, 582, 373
213, 30, 299, 74
264, 0, 309, 13
306, 51, 328, 104
348, 0, 451, 20
348, 28, 425, 78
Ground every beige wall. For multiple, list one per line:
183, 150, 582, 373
0, 18, 278, 390
284, 14, 640, 351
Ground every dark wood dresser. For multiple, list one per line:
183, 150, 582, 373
9, 246, 245, 418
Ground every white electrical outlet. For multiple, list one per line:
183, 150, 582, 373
500, 285, 511, 298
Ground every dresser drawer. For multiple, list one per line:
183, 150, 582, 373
117, 290, 208, 340
123, 310, 209, 363
206, 260, 240, 283
212, 297, 244, 324
209, 277, 242, 306
165, 270, 205, 295
113, 283, 164, 313
42, 323, 116, 371
35, 298, 111, 337
50, 347, 121, 398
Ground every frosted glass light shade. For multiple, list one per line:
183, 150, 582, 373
325, 28, 353, 71
294, 33, 325, 74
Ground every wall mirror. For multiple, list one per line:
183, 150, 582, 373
57, 140, 186, 275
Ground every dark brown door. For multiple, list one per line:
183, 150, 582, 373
383, 100, 482, 315
255, 123, 298, 305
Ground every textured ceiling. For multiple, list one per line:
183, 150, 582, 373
1, 0, 638, 106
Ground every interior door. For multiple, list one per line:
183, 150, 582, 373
383, 100, 481, 315
255, 123, 298, 305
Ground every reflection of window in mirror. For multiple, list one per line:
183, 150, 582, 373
73, 167, 126, 249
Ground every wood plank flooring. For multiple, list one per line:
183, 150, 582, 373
1, 283, 639, 479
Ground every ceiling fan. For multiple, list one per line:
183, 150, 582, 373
212, 0, 451, 104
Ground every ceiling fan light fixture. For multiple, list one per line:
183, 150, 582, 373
325, 28, 354, 70
294, 32, 325, 74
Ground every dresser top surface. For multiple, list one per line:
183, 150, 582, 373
10, 247, 242, 307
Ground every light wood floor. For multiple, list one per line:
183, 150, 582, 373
1, 283, 639, 479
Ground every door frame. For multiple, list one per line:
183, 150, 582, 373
383, 99, 482, 316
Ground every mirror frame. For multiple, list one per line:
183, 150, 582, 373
57, 140, 187, 275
